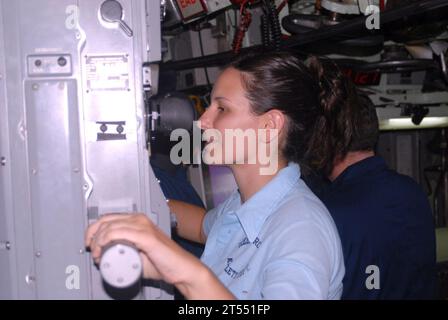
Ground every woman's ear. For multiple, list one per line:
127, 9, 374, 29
259, 109, 286, 143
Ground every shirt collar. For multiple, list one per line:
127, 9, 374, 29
332, 155, 387, 186
231, 162, 301, 242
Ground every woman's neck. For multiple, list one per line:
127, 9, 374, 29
230, 160, 287, 203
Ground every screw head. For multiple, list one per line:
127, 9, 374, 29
100, 124, 108, 133
57, 57, 67, 67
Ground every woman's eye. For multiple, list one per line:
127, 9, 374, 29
217, 106, 225, 112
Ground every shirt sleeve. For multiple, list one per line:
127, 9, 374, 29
202, 206, 219, 238
260, 220, 343, 299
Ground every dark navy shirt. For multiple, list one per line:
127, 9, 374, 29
320, 156, 436, 299
150, 161, 205, 258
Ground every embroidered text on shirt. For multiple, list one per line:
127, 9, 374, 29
224, 258, 249, 279
238, 237, 263, 248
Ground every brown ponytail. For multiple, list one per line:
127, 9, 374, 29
305, 56, 379, 175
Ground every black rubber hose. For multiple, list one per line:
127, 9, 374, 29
335, 58, 438, 73
282, 13, 321, 34
282, 0, 448, 50
282, 13, 383, 47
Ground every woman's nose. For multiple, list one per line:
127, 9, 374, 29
198, 109, 212, 130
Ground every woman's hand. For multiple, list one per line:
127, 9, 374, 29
85, 213, 164, 281
85, 213, 195, 284
85, 213, 235, 299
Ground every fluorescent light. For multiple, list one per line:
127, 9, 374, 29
379, 117, 448, 130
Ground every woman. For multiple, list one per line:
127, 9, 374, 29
85, 52, 345, 299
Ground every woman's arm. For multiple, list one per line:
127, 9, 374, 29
85, 213, 233, 299
168, 199, 207, 244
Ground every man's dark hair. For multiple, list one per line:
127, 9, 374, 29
347, 91, 379, 153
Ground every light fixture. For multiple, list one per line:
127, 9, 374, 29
379, 117, 448, 130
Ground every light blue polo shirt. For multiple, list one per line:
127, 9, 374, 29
201, 163, 345, 299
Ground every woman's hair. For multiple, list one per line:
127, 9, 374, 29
229, 51, 379, 175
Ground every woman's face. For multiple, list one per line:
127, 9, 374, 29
199, 67, 260, 165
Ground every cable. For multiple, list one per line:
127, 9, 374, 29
283, 0, 448, 50
262, 0, 281, 51
261, 13, 271, 48
269, 0, 282, 50
232, 0, 253, 54
335, 58, 438, 73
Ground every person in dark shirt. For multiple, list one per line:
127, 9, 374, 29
304, 61, 436, 299
150, 153, 204, 259
150, 153, 205, 300
323, 153, 436, 299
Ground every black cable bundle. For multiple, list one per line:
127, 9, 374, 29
262, 0, 282, 51
261, 13, 271, 48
